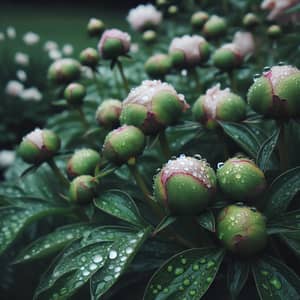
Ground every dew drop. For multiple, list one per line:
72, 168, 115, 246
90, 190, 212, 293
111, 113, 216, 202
82, 270, 90, 276
104, 275, 113, 282
192, 264, 200, 271
183, 279, 190, 286
181, 258, 187, 265
174, 267, 184, 275
167, 265, 173, 272
89, 263, 97, 271
109, 250, 118, 259
93, 255, 103, 263
269, 277, 281, 290
189, 289, 196, 296
206, 260, 215, 269
125, 247, 133, 254
217, 162, 224, 169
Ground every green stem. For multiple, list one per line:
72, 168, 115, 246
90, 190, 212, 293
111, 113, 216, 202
77, 107, 89, 130
116, 60, 129, 94
228, 70, 236, 93
191, 68, 201, 93
93, 71, 102, 96
47, 159, 70, 188
95, 167, 118, 179
222, 0, 228, 14
159, 130, 171, 159
277, 121, 288, 172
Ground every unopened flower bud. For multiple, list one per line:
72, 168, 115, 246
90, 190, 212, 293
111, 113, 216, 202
95, 99, 122, 129
267, 25, 282, 38
18, 128, 60, 164
168, 5, 178, 16
87, 18, 105, 37
217, 204, 267, 256
145, 54, 172, 79
193, 84, 246, 129
48, 58, 81, 85
247, 65, 300, 118
64, 83, 86, 106
203, 15, 227, 38
154, 155, 217, 215
217, 157, 266, 201
120, 80, 189, 135
102, 125, 146, 165
243, 13, 260, 29
98, 29, 131, 60
191, 11, 209, 29
142, 30, 157, 44
69, 175, 97, 203
79, 48, 100, 68
67, 149, 101, 179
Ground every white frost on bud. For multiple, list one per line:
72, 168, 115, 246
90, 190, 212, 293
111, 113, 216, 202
0, 150, 16, 169
233, 31, 255, 58
5, 80, 24, 97
127, 4, 162, 31
24, 128, 44, 149
169, 35, 207, 66
23, 32, 40, 45
202, 84, 231, 119
6, 26, 16, 39
15, 52, 29, 66
264, 65, 300, 87
20, 87, 43, 102
62, 44, 74, 56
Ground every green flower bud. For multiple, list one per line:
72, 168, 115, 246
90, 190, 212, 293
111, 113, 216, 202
243, 13, 260, 29
48, 58, 81, 85
267, 25, 282, 38
154, 154, 217, 215
67, 149, 101, 179
87, 18, 105, 37
168, 5, 178, 16
18, 128, 60, 164
142, 30, 157, 44
64, 83, 86, 106
203, 15, 227, 38
145, 54, 172, 79
79, 47, 100, 68
95, 99, 122, 129
217, 157, 266, 201
191, 11, 209, 29
217, 204, 267, 256
212, 44, 242, 71
120, 80, 189, 135
193, 84, 246, 129
102, 125, 146, 165
69, 175, 97, 203
247, 65, 300, 118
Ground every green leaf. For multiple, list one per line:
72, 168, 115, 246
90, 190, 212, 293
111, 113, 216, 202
263, 167, 300, 218
196, 210, 215, 232
143, 248, 225, 300
153, 216, 177, 236
0, 201, 69, 256
94, 190, 145, 227
256, 127, 280, 171
285, 3, 300, 13
227, 259, 250, 300
280, 231, 300, 257
90, 227, 151, 299
267, 210, 300, 234
252, 255, 300, 299
14, 223, 93, 263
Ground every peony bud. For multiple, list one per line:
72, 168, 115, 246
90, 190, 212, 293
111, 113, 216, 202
145, 54, 172, 79
98, 29, 131, 60
217, 204, 267, 256
247, 65, 300, 118
95, 99, 122, 129
69, 175, 97, 203
120, 80, 189, 135
243, 13, 260, 29
142, 30, 157, 44
67, 149, 101, 179
18, 128, 60, 164
169, 35, 210, 69
193, 84, 246, 129
48, 58, 81, 85
153, 155, 217, 215
217, 157, 266, 201
203, 15, 227, 38
167, 5, 178, 16
102, 125, 146, 165
64, 83, 86, 106
79, 48, 100, 68
87, 18, 105, 37
267, 24, 282, 38
191, 11, 209, 29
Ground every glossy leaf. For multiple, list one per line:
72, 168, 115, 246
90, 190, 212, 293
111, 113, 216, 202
252, 255, 300, 299
280, 231, 300, 257
267, 210, 300, 234
143, 248, 225, 300
196, 210, 215, 232
153, 216, 177, 236
94, 190, 145, 227
263, 167, 300, 218
90, 227, 151, 299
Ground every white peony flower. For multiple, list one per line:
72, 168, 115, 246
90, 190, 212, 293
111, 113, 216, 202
233, 31, 255, 58
127, 4, 162, 31
15, 52, 29, 66
16, 70, 27, 82
44, 40, 58, 52
49, 49, 62, 60
0, 150, 16, 169
5, 80, 24, 97
6, 26, 16, 39
20, 87, 43, 102
23, 32, 40, 45
62, 44, 74, 56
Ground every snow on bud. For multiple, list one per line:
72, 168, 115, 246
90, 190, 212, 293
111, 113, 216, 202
127, 4, 162, 32
247, 64, 300, 118
193, 84, 246, 129
217, 204, 268, 256
23, 32, 40, 45
120, 80, 189, 135
203, 15, 227, 38
169, 35, 210, 68
15, 52, 29, 67
79, 47, 99, 68
153, 155, 217, 215
18, 128, 61, 164
5, 80, 24, 97
98, 29, 131, 60
95, 99, 122, 129
145, 54, 172, 79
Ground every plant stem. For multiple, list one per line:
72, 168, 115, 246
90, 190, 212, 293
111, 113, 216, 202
159, 130, 171, 159
277, 121, 289, 172
222, 0, 228, 14
228, 70, 236, 93
93, 71, 102, 96
95, 167, 118, 179
191, 68, 201, 93
47, 159, 69, 187
116, 60, 129, 94
77, 107, 89, 130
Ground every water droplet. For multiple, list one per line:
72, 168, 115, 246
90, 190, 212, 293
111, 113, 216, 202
109, 250, 118, 259
217, 162, 224, 169
114, 266, 121, 273
167, 265, 173, 272
104, 275, 113, 282
181, 258, 187, 265
189, 289, 196, 296
163, 287, 169, 293
89, 263, 97, 271
125, 247, 133, 254
206, 260, 215, 269
194, 154, 202, 160
82, 270, 90, 276
278, 61, 285, 66
263, 66, 271, 72
250, 207, 257, 212
174, 267, 184, 275
206, 276, 212, 283
235, 174, 241, 179
157, 284, 162, 290
200, 258, 206, 264
183, 279, 190, 286
192, 264, 200, 271
93, 255, 103, 263
270, 277, 281, 290
262, 283, 269, 290
235, 202, 244, 206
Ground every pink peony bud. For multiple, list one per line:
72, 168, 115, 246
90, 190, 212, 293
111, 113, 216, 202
233, 31, 255, 58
